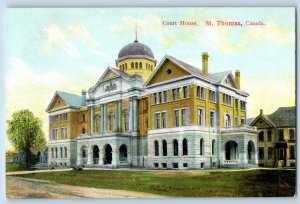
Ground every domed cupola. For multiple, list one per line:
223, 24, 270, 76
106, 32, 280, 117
115, 39, 157, 82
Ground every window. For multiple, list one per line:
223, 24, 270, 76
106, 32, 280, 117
210, 112, 215, 127
95, 116, 101, 133
162, 163, 167, 168
163, 91, 167, 102
235, 116, 238, 127
174, 110, 179, 127
162, 140, 167, 156
241, 118, 245, 125
267, 130, 272, 141
200, 138, 204, 155
183, 163, 188, 168
60, 147, 63, 158
109, 112, 114, 131
51, 148, 54, 158
52, 128, 58, 140
155, 113, 160, 129
135, 62, 138, 69
212, 139, 216, 155
131, 62, 134, 69
183, 138, 188, 156
50, 115, 59, 124
82, 113, 86, 122
183, 86, 188, 98
209, 90, 216, 102
259, 147, 264, 159
154, 141, 159, 156
290, 145, 295, 159
223, 94, 232, 106
64, 147, 67, 158
289, 129, 295, 140
224, 114, 231, 127
82, 127, 86, 134
154, 163, 159, 168
55, 147, 58, 158
61, 113, 68, 121
197, 86, 205, 99
172, 89, 176, 100
235, 99, 238, 109
279, 129, 284, 141
162, 112, 167, 128
125, 63, 127, 69
139, 62, 142, 69
240, 101, 246, 111
158, 92, 162, 103
176, 88, 181, 99
173, 163, 178, 169
124, 110, 129, 131
181, 109, 187, 126
153, 93, 157, 104
268, 147, 272, 159
198, 108, 204, 126
201, 163, 205, 169
173, 139, 178, 156
259, 131, 264, 141
61, 127, 67, 139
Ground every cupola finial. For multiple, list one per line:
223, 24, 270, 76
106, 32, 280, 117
134, 13, 138, 43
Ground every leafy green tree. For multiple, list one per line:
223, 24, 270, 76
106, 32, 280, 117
5, 150, 16, 162
7, 109, 46, 167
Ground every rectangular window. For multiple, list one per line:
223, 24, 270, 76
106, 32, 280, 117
198, 108, 204, 126
183, 163, 188, 168
210, 111, 215, 127
52, 128, 58, 140
163, 91, 167, 102
174, 110, 179, 127
162, 112, 167, 128
259, 147, 264, 159
289, 129, 295, 140
279, 129, 284, 141
154, 163, 159, 168
181, 109, 187, 126
158, 92, 162, 104
61, 127, 67, 139
235, 116, 238, 127
61, 113, 68, 121
235, 99, 238, 109
173, 163, 179, 169
241, 118, 245, 125
290, 145, 295, 159
223, 94, 232, 106
209, 90, 216, 102
155, 113, 160, 129
153, 93, 157, 104
162, 163, 167, 168
176, 88, 181, 99
268, 147, 273, 159
197, 86, 205, 99
124, 111, 129, 131
240, 101, 246, 111
183, 86, 188, 98
172, 89, 176, 100
267, 131, 272, 141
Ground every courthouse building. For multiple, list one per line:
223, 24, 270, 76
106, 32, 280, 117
46, 37, 258, 169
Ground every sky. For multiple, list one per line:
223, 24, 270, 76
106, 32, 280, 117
5, 8, 295, 149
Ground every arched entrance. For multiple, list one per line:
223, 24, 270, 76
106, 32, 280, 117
119, 144, 127, 161
225, 141, 238, 161
93, 145, 99, 164
103, 144, 112, 164
247, 140, 256, 164
81, 146, 88, 165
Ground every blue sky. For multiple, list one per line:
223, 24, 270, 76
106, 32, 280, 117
5, 8, 295, 147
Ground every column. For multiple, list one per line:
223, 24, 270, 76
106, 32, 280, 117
91, 106, 95, 135
133, 96, 138, 132
101, 103, 107, 133
77, 151, 81, 165
98, 150, 103, 165
87, 151, 93, 165
112, 148, 118, 167
129, 97, 133, 131
116, 100, 121, 132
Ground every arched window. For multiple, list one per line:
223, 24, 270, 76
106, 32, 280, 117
259, 131, 264, 141
135, 62, 138, 69
81, 146, 87, 158
200, 138, 204, 155
183, 138, 188, 155
82, 127, 86, 134
154, 140, 159, 156
163, 140, 167, 156
51, 148, 54, 158
125, 63, 127, 69
173, 139, 178, 156
60, 147, 63, 158
64, 147, 67, 158
212, 139, 216, 155
109, 112, 114, 131
119, 144, 128, 161
225, 114, 231, 127
131, 62, 134, 69
139, 62, 142, 69
55, 147, 58, 158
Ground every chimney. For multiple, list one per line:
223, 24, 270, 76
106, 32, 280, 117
260, 109, 263, 115
235, 70, 240, 89
81, 90, 87, 106
202, 52, 209, 76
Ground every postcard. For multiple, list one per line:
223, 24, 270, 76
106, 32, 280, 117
5, 7, 295, 198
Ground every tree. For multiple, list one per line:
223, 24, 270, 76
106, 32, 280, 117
6, 149, 16, 162
7, 109, 46, 167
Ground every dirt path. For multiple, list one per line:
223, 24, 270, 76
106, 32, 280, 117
6, 176, 163, 198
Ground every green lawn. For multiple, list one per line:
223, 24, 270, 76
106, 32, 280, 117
6, 163, 29, 172
13, 169, 295, 197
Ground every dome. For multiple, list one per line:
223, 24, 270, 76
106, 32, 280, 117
118, 40, 155, 59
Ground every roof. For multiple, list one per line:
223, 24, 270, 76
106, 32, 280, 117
56, 91, 83, 108
118, 40, 155, 59
268, 107, 296, 127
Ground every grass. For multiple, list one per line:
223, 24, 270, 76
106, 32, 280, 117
6, 162, 30, 172
12, 169, 295, 197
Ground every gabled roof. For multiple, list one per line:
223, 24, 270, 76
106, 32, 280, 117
46, 91, 82, 112
146, 55, 242, 92
250, 107, 295, 128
